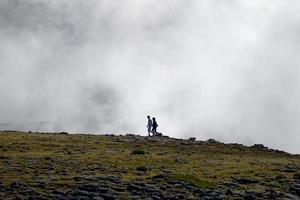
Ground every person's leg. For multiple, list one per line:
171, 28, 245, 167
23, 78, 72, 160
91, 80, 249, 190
153, 127, 157, 136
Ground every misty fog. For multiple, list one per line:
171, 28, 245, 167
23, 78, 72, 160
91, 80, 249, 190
1, 0, 300, 153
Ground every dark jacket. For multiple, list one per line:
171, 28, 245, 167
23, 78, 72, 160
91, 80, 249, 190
152, 121, 158, 128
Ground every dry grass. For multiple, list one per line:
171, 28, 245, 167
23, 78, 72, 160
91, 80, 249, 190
0, 130, 299, 193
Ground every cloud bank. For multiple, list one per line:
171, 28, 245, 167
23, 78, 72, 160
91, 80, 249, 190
1, 0, 300, 153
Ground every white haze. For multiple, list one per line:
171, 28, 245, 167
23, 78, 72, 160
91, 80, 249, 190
0, 0, 300, 153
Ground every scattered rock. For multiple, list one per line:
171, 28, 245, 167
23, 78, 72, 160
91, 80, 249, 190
152, 174, 166, 179
290, 183, 300, 196
294, 173, 300, 180
225, 188, 233, 195
136, 166, 148, 171
206, 139, 219, 144
251, 144, 268, 150
10, 180, 25, 189
154, 132, 163, 137
279, 192, 300, 200
78, 183, 101, 193
99, 192, 116, 200
73, 189, 91, 197
234, 177, 259, 184
0, 156, 9, 159
97, 176, 121, 184
92, 197, 104, 200
243, 190, 263, 200
264, 189, 279, 199
0, 185, 7, 193
51, 193, 69, 200
0, 132, 299, 199
127, 183, 143, 192
279, 164, 299, 173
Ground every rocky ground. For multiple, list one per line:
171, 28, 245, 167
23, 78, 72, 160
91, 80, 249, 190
0, 131, 300, 199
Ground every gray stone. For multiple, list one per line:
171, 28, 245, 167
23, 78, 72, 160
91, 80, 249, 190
73, 196, 90, 200
10, 180, 26, 189
244, 193, 256, 200
152, 174, 166, 179
18, 189, 38, 195
151, 195, 162, 200
51, 194, 69, 200
225, 188, 233, 195
206, 138, 219, 144
97, 187, 109, 193
73, 176, 89, 182
97, 176, 121, 184
34, 180, 46, 188
294, 173, 300, 180
127, 184, 143, 191
0, 183, 7, 192
235, 177, 259, 184
290, 183, 300, 196
264, 189, 278, 199
99, 193, 116, 200
280, 193, 300, 200
52, 189, 68, 195
279, 164, 299, 173
128, 196, 139, 200
78, 183, 100, 193
73, 189, 91, 197
92, 197, 104, 200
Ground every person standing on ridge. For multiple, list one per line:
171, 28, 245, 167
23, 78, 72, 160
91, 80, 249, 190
147, 116, 152, 136
152, 117, 158, 136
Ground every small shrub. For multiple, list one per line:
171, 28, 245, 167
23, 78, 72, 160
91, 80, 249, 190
206, 138, 219, 144
136, 166, 148, 171
44, 156, 52, 161
58, 132, 68, 135
170, 174, 215, 189
131, 149, 145, 155
294, 172, 300, 180
275, 174, 286, 180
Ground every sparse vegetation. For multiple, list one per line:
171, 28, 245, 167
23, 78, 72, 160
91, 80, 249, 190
294, 172, 300, 179
136, 166, 148, 171
0, 131, 299, 199
131, 149, 145, 155
171, 174, 215, 189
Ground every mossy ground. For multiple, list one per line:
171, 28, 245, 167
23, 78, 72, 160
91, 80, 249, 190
0, 131, 299, 195
170, 174, 215, 189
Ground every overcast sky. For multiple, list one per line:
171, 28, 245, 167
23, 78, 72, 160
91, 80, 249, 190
1, 0, 300, 153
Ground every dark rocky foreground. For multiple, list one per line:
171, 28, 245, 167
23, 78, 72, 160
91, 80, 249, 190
1, 174, 300, 199
0, 131, 300, 199
1, 175, 223, 200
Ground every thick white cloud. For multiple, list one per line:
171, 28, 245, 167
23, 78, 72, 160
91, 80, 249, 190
1, 0, 300, 153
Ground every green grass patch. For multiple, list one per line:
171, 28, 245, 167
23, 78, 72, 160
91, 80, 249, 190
136, 166, 148, 171
170, 174, 215, 189
131, 149, 145, 155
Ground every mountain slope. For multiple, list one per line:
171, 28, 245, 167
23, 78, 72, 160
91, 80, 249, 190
0, 131, 300, 199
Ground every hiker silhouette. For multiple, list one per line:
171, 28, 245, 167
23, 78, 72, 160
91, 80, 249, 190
152, 117, 158, 136
147, 116, 152, 136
